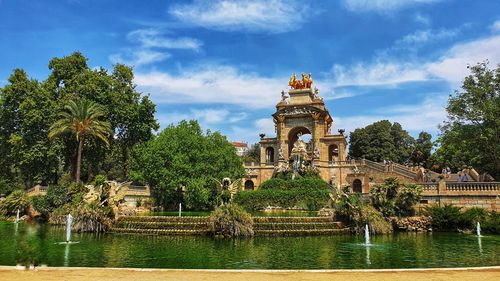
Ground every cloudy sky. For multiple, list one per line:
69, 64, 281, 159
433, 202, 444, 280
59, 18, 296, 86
1, 0, 499, 144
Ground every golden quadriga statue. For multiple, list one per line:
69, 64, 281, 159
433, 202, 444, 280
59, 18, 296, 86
288, 72, 313, 89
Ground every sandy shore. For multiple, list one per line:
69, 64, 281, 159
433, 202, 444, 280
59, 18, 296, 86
1, 266, 499, 281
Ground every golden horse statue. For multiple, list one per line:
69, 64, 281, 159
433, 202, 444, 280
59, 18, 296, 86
288, 72, 313, 89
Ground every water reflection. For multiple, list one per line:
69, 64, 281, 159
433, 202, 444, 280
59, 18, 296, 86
64, 242, 70, 267
0, 223, 499, 269
477, 236, 483, 254
365, 245, 371, 265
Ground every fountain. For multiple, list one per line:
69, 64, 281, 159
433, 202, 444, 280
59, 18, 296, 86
178, 203, 182, 217
15, 209, 20, 223
365, 224, 370, 246
66, 214, 73, 243
476, 221, 481, 237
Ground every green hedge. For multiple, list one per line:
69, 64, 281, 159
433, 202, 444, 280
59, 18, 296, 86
234, 187, 330, 211
259, 177, 330, 190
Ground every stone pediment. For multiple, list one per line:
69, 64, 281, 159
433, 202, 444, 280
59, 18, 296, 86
273, 105, 325, 118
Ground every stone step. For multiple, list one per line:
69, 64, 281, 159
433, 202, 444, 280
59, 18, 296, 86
110, 227, 209, 235
254, 222, 343, 230
253, 217, 333, 223
115, 221, 210, 230
117, 216, 209, 223
255, 228, 351, 236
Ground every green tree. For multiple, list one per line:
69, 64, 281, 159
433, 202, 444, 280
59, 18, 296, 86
433, 62, 500, 178
0, 69, 60, 187
130, 120, 244, 209
349, 120, 415, 163
245, 143, 260, 163
49, 100, 112, 183
410, 131, 433, 167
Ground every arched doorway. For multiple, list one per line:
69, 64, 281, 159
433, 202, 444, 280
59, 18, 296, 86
352, 179, 362, 193
328, 144, 339, 163
265, 147, 275, 164
288, 126, 312, 156
244, 180, 255, 190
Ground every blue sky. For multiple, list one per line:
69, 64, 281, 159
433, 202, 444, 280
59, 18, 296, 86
1, 0, 499, 144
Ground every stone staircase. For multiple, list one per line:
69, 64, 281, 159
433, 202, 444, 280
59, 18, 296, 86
111, 216, 349, 236
111, 216, 210, 235
253, 217, 348, 236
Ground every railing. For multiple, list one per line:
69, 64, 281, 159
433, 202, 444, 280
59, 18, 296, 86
392, 163, 417, 179
26, 185, 48, 196
363, 159, 386, 172
419, 183, 438, 192
446, 182, 500, 192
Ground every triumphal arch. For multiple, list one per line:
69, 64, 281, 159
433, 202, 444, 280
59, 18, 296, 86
243, 73, 349, 189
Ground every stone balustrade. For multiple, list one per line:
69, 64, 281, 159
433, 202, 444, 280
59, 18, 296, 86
27, 185, 48, 196
446, 182, 499, 192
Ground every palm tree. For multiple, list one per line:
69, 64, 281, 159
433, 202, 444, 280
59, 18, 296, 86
49, 99, 112, 184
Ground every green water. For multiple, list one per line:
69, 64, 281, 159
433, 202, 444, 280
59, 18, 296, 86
1, 222, 498, 269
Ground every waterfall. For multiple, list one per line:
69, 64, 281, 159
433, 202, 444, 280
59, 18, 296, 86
15, 209, 20, 223
178, 203, 182, 217
476, 221, 481, 237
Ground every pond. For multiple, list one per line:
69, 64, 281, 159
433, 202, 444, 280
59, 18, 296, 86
0, 222, 498, 269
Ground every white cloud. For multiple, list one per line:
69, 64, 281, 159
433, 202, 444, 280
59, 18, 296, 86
127, 29, 202, 50
109, 28, 202, 67
397, 28, 458, 45
169, 0, 309, 33
342, 0, 442, 13
109, 49, 170, 67
414, 12, 431, 25
426, 34, 500, 83
330, 32, 500, 87
255, 118, 276, 136
334, 95, 447, 136
491, 20, 500, 32
135, 65, 287, 108
331, 62, 428, 87
156, 108, 247, 128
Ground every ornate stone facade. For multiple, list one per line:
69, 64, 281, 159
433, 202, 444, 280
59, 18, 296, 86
243, 86, 349, 189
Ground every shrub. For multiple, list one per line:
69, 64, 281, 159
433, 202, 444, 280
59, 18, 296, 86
395, 184, 422, 216
370, 178, 422, 217
461, 207, 489, 229
482, 211, 500, 234
209, 203, 254, 238
425, 204, 462, 231
72, 202, 114, 232
184, 178, 211, 210
334, 193, 392, 234
0, 190, 30, 216
234, 187, 330, 211
360, 205, 393, 234
0, 178, 15, 197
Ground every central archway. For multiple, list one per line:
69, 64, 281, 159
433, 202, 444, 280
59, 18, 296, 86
288, 126, 312, 156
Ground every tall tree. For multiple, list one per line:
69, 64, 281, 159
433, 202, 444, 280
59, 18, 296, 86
130, 120, 244, 209
349, 120, 415, 163
410, 131, 433, 167
49, 100, 112, 183
433, 62, 500, 178
0, 69, 60, 186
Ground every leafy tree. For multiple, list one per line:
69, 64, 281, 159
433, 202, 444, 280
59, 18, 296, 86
410, 131, 433, 167
49, 100, 112, 183
349, 120, 415, 163
0, 69, 60, 187
433, 62, 500, 178
0, 52, 158, 186
245, 143, 260, 163
130, 120, 244, 209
